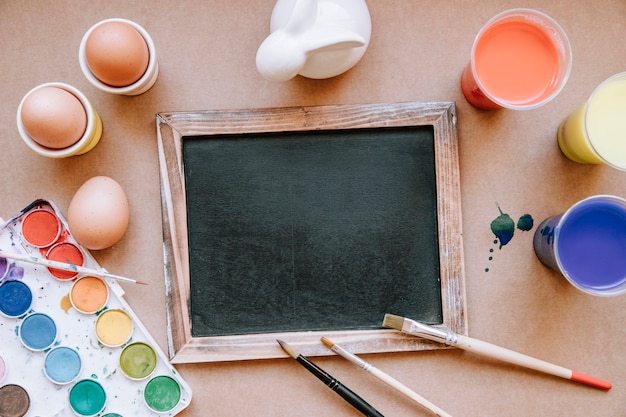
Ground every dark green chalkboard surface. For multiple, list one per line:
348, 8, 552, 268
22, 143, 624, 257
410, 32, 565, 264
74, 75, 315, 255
157, 102, 465, 363
183, 127, 441, 337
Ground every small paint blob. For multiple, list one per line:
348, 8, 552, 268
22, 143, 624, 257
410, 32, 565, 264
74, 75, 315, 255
143, 375, 181, 413
490, 205, 515, 248
61, 294, 73, 313
119, 341, 157, 380
70, 276, 109, 314
0, 280, 32, 317
0, 384, 30, 417
5, 266, 24, 281
0, 353, 6, 384
46, 242, 84, 280
21, 209, 61, 248
516, 213, 534, 231
19, 312, 57, 351
44, 346, 82, 384
0, 257, 8, 280
95, 309, 133, 347
68, 379, 107, 417
102, 414, 123, 417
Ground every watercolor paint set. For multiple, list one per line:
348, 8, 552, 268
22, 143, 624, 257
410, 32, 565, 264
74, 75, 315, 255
0, 199, 191, 417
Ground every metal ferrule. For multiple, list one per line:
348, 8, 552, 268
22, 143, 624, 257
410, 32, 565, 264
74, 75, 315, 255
405, 318, 457, 345
333, 345, 370, 370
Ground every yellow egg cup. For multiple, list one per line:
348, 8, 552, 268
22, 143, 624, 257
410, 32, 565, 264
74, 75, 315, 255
16, 82, 103, 158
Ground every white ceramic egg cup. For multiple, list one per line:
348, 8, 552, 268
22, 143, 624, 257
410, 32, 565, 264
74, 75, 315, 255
16, 82, 103, 158
79, 18, 159, 96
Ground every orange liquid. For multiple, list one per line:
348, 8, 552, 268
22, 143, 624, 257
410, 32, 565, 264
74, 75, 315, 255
474, 20, 559, 105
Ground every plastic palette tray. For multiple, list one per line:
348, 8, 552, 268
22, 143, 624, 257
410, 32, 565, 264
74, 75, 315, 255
0, 199, 192, 416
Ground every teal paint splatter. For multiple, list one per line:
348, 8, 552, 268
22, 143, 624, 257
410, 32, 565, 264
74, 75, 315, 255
485, 205, 534, 272
517, 214, 534, 231
491, 204, 515, 249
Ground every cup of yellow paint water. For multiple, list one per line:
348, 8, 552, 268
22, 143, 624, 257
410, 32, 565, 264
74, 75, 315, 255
557, 72, 626, 170
461, 8, 572, 110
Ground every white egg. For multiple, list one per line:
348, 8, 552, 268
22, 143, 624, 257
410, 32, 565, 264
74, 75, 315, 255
67, 176, 130, 250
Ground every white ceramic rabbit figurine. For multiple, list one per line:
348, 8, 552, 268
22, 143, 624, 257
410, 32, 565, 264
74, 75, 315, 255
256, 0, 371, 82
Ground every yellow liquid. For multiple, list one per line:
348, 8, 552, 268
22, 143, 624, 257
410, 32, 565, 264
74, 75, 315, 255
558, 73, 626, 168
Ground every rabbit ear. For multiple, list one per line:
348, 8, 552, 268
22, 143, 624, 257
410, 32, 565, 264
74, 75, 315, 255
283, 0, 318, 34
256, 32, 308, 82
300, 27, 366, 54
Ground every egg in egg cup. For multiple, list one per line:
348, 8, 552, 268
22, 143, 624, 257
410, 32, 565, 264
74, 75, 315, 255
16, 82, 103, 158
79, 18, 159, 96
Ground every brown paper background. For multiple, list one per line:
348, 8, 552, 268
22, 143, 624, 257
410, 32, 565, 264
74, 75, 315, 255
1, 1, 625, 416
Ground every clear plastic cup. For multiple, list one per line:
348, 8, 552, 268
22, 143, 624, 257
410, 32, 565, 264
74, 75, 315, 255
461, 8, 572, 110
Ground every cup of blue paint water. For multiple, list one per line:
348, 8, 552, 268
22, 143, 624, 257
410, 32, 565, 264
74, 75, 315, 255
533, 195, 626, 296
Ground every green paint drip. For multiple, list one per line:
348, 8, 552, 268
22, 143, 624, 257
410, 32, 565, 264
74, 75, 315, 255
69, 379, 106, 416
490, 204, 515, 248
485, 205, 534, 273
516, 214, 534, 231
144, 375, 181, 412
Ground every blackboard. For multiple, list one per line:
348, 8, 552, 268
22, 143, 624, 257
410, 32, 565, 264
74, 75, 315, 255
157, 102, 466, 363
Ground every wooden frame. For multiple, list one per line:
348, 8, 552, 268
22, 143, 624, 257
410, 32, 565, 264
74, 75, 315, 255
156, 101, 466, 363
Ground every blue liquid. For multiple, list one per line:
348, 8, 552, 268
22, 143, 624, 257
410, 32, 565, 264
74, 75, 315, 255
0, 280, 32, 317
558, 199, 626, 290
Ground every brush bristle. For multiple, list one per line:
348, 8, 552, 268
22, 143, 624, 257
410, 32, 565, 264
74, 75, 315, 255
382, 313, 405, 330
276, 339, 298, 359
320, 336, 334, 349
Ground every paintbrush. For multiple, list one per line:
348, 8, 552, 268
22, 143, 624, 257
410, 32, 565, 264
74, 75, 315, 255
277, 339, 385, 417
0, 251, 147, 285
382, 314, 611, 390
321, 337, 453, 417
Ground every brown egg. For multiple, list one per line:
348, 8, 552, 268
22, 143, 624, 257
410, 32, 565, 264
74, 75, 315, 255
67, 176, 130, 250
20, 86, 87, 149
85, 21, 150, 87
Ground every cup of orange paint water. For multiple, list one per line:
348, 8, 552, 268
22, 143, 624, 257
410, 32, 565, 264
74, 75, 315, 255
557, 72, 626, 170
461, 8, 572, 110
